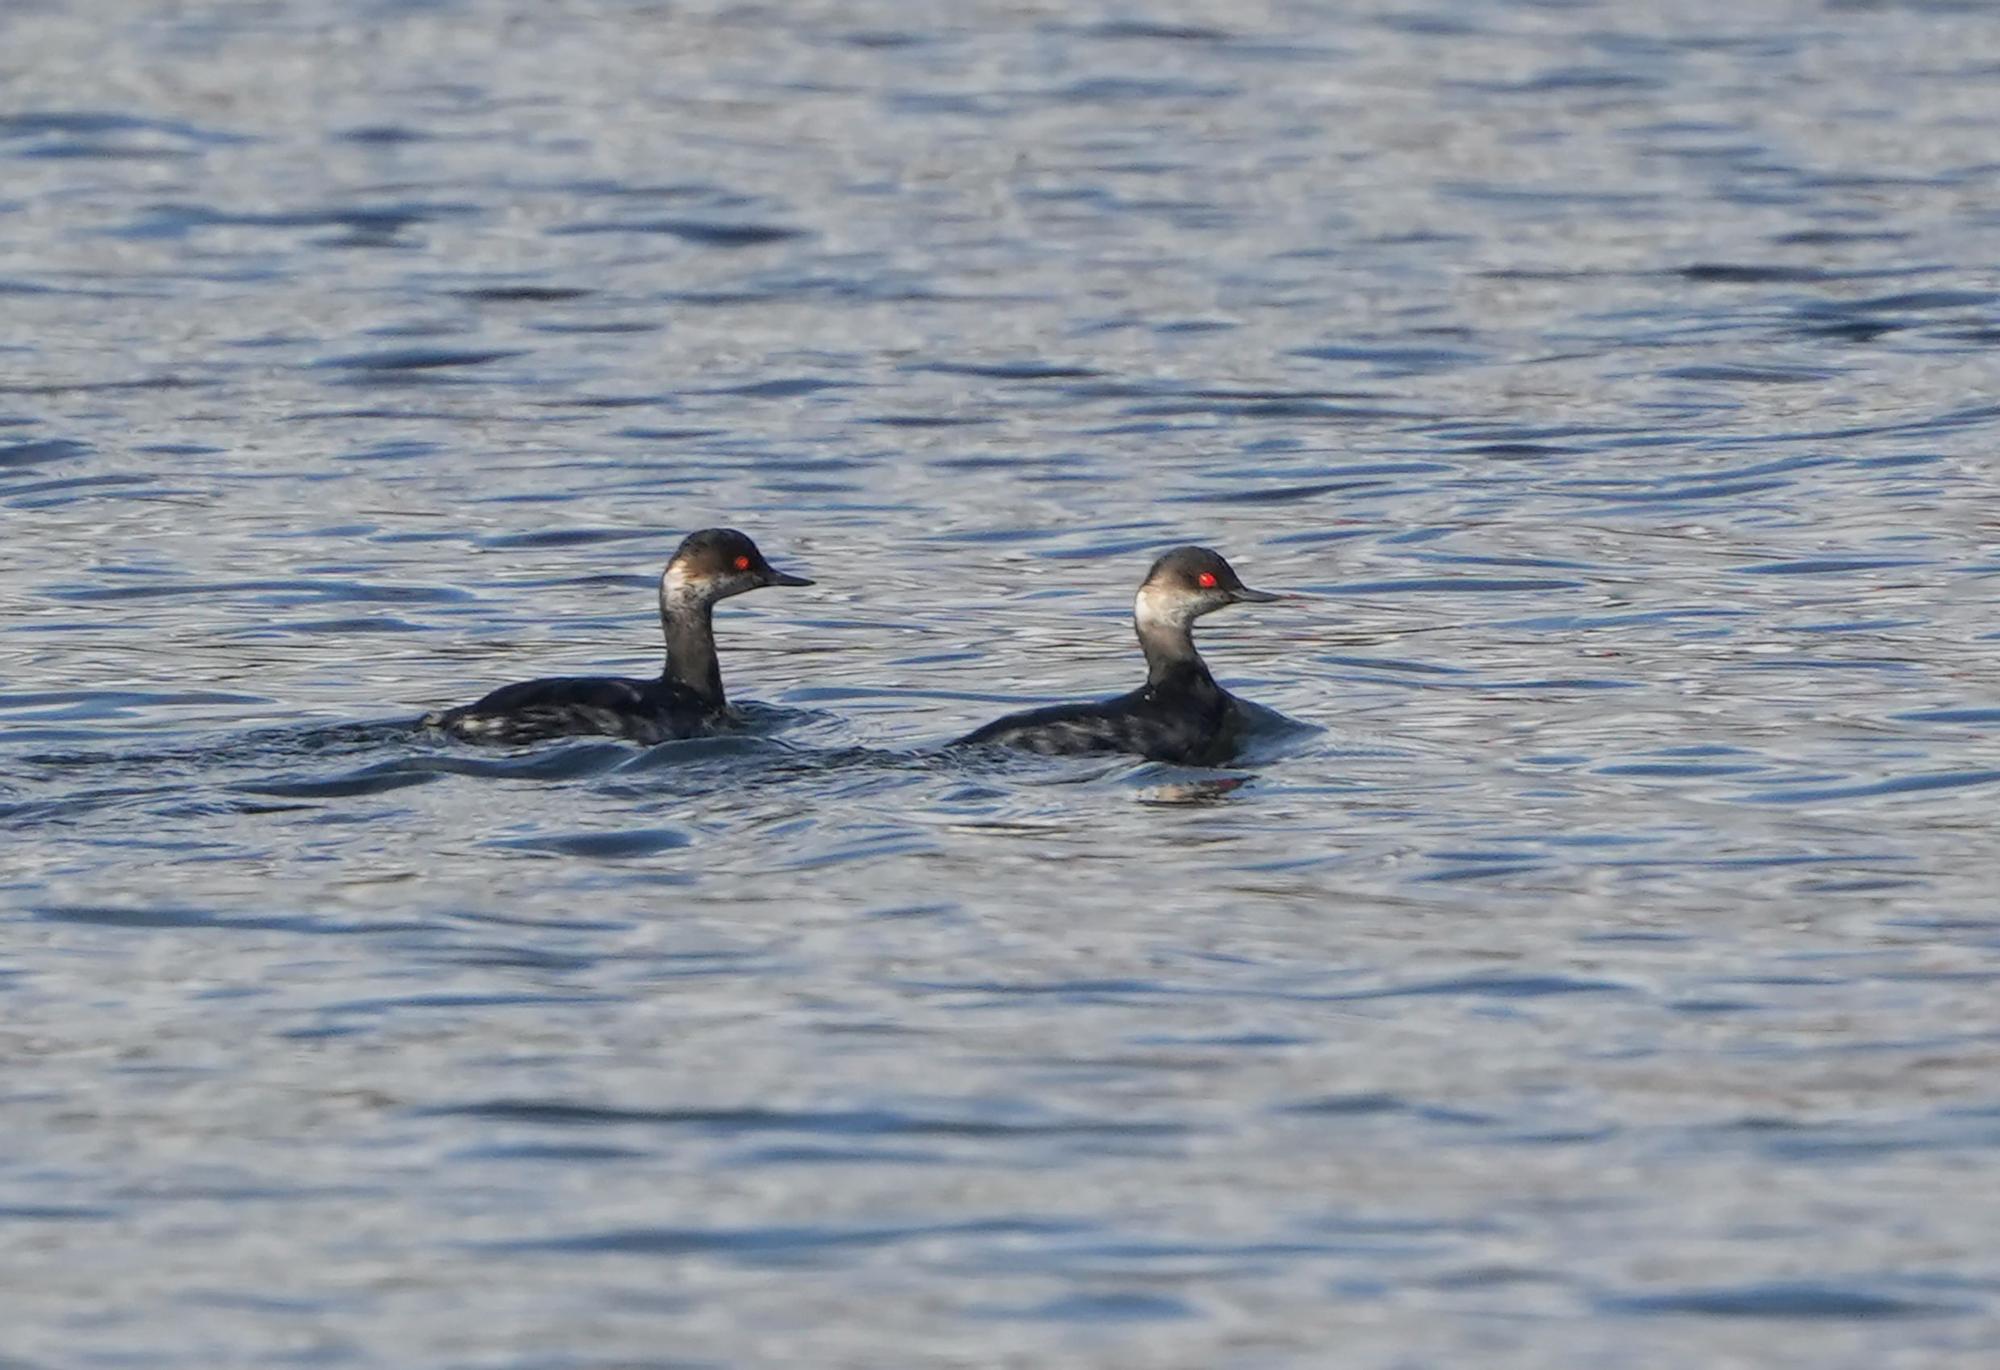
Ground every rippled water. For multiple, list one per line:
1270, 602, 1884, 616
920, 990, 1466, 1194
5, 1, 2000, 1365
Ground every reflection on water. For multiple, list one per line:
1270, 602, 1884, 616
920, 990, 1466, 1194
4, 1, 2000, 1365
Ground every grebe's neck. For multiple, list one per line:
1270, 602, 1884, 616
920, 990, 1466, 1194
660, 567, 724, 706
1134, 584, 1213, 692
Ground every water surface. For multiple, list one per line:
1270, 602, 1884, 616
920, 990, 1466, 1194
4, 2, 2000, 1366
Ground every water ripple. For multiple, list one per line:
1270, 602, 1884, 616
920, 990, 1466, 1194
4, 4, 2000, 1365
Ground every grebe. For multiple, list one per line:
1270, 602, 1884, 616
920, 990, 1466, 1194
957, 546, 1285, 765
423, 528, 811, 744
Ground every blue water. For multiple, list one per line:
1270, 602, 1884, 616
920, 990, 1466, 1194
4, 2, 2000, 1366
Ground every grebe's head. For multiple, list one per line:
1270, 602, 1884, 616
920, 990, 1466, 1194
662, 528, 813, 604
1134, 545, 1282, 631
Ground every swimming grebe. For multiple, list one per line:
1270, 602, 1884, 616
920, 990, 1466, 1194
956, 546, 1285, 765
422, 528, 811, 744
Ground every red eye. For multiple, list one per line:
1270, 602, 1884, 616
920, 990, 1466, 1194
733, 555, 751, 571
1197, 571, 1217, 588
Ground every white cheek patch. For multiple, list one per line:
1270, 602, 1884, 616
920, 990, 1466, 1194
662, 563, 710, 606
1135, 583, 1197, 632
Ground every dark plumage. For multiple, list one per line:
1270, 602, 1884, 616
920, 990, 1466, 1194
956, 546, 1286, 765
422, 528, 812, 744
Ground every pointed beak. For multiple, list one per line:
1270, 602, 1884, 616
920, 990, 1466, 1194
1229, 585, 1286, 604
762, 568, 814, 588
